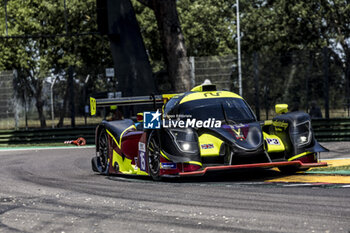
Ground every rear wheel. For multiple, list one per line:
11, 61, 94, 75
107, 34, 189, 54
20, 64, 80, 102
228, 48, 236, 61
94, 129, 109, 174
147, 131, 161, 181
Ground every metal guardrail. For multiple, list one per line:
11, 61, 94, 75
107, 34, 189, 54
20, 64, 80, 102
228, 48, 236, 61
312, 118, 350, 142
0, 126, 96, 145
0, 119, 349, 145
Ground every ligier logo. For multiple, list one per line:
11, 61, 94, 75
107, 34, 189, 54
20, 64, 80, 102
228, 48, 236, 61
223, 124, 249, 141
144, 110, 161, 129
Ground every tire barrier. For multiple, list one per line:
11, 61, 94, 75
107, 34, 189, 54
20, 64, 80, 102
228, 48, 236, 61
64, 137, 87, 146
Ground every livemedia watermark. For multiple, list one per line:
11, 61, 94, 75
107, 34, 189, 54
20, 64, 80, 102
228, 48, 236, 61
143, 110, 221, 129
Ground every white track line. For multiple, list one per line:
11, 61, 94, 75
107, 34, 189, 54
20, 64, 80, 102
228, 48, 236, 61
322, 158, 350, 160
282, 183, 314, 187
0, 145, 95, 152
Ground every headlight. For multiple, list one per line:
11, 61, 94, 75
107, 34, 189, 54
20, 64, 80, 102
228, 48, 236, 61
168, 128, 198, 154
290, 121, 312, 147
299, 136, 308, 143
181, 142, 191, 151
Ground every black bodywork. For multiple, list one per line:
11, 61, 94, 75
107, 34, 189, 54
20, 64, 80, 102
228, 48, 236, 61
271, 111, 328, 158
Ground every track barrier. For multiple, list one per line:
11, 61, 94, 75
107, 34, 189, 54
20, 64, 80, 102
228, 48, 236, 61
0, 119, 349, 146
312, 118, 350, 142
0, 126, 95, 146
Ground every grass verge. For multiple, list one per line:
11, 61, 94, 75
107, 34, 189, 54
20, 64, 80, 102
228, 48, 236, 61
0, 143, 94, 148
307, 165, 350, 175
309, 165, 350, 172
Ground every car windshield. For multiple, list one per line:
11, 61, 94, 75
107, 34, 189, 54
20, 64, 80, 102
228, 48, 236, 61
163, 94, 184, 117
172, 98, 256, 123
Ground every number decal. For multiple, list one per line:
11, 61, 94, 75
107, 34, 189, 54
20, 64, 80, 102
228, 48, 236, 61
138, 142, 146, 171
266, 138, 280, 145
203, 92, 221, 97
140, 152, 146, 171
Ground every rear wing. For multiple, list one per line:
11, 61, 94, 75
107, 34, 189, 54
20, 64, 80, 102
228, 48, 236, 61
90, 94, 176, 116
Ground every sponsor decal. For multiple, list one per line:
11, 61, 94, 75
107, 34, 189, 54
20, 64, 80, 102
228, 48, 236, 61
201, 144, 214, 149
266, 138, 280, 145
138, 142, 146, 152
138, 143, 146, 171
272, 121, 288, 130
160, 162, 177, 169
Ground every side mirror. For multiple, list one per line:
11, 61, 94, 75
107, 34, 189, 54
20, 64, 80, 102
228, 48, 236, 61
275, 104, 288, 114
136, 113, 143, 122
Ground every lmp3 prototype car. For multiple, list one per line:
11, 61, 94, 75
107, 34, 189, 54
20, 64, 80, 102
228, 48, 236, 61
90, 83, 327, 180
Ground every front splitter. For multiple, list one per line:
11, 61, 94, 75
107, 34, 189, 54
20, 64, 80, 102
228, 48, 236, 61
178, 161, 327, 177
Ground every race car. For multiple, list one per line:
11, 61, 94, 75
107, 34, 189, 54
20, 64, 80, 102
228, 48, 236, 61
90, 83, 328, 180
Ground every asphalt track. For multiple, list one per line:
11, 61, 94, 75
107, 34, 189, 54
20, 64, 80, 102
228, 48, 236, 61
0, 142, 349, 233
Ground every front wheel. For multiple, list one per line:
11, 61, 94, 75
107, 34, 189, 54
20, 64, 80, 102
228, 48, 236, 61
147, 131, 161, 181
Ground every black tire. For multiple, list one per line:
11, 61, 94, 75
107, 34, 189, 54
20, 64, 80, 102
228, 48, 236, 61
94, 128, 109, 174
91, 157, 99, 172
147, 131, 162, 181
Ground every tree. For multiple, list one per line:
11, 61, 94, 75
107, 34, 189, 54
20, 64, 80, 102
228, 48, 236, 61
135, 0, 191, 92
238, 1, 350, 114
0, 0, 55, 127
320, 0, 350, 107
241, 1, 327, 54
134, 0, 238, 63
178, 0, 237, 57
0, 0, 113, 127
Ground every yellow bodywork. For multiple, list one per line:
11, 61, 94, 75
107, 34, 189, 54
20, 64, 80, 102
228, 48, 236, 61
106, 125, 136, 148
191, 84, 207, 92
288, 152, 315, 161
160, 150, 202, 166
184, 161, 203, 166
160, 150, 170, 160
272, 120, 289, 131
264, 120, 273, 126
275, 104, 288, 114
111, 150, 148, 176
198, 132, 287, 156
180, 91, 242, 104
107, 127, 148, 176
263, 132, 285, 153
162, 94, 177, 103
198, 133, 224, 157
90, 97, 96, 116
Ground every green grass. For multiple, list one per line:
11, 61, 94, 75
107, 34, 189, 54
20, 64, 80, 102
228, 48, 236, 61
310, 165, 350, 172
307, 165, 350, 175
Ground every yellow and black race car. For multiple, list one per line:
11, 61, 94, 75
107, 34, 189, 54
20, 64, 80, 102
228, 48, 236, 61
90, 83, 327, 180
